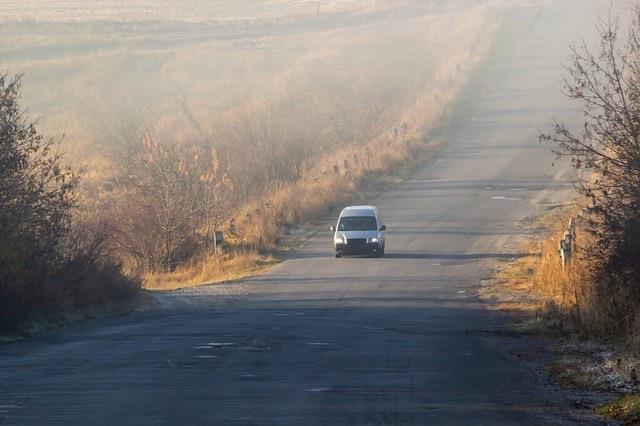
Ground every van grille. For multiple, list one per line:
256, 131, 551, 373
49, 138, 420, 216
346, 238, 367, 245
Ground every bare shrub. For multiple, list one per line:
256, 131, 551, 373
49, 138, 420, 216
0, 72, 138, 331
110, 135, 232, 272
541, 6, 640, 340
52, 221, 140, 312
0, 72, 78, 328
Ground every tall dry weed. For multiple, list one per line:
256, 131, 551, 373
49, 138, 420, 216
526, 216, 639, 343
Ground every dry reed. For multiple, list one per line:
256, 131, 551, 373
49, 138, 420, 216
143, 251, 276, 291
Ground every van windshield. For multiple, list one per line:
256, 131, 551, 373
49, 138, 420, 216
338, 216, 378, 231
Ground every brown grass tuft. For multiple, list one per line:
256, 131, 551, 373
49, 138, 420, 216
487, 204, 640, 344
597, 395, 640, 425
143, 251, 276, 291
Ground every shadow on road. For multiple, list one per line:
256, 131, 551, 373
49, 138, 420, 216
0, 302, 571, 425
289, 251, 534, 261
382, 252, 533, 260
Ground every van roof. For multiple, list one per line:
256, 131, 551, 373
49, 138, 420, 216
340, 205, 378, 217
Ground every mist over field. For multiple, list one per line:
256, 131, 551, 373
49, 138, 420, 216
1, 0, 500, 161
0, 0, 506, 284
1, 1, 391, 21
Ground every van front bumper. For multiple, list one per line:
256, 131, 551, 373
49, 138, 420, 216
334, 242, 380, 255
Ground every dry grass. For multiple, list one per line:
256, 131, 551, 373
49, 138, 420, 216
531, 229, 592, 313
486, 207, 601, 333
143, 251, 277, 291
598, 394, 640, 425
528, 221, 638, 340
482, 206, 577, 312
482, 208, 640, 411
490, 198, 640, 344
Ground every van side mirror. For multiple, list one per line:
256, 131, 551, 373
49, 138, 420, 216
380, 225, 386, 231
330, 225, 335, 232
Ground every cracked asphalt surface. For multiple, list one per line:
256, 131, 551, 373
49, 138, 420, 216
0, 1, 610, 425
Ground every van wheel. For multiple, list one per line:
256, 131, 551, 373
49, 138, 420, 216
380, 246, 385, 257
334, 251, 342, 258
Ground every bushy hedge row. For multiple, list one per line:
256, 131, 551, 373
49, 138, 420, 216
0, 73, 139, 332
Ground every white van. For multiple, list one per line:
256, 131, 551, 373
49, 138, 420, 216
330, 206, 386, 258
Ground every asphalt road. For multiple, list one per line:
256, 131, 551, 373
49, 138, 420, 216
0, 2, 609, 425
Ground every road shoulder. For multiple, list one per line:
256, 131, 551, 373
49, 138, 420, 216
480, 201, 638, 424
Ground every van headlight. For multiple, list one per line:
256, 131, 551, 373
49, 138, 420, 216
367, 237, 379, 244
334, 234, 346, 244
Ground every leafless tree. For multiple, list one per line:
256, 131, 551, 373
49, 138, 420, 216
541, 7, 640, 286
0, 72, 79, 283
200, 147, 232, 254
111, 135, 233, 272
115, 135, 198, 271
0, 72, 79, 326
